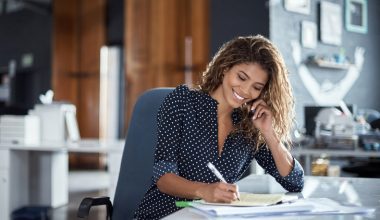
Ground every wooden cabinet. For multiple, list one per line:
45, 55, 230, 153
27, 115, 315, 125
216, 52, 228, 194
52, 0, 209, 167
52, 0, 106, 169
124, 0, 210, 131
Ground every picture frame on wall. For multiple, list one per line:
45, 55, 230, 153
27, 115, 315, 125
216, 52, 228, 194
284, 0, 311, 15
320, 1, 342, 46
345, 0, 368, 33
301, 21, 317, 49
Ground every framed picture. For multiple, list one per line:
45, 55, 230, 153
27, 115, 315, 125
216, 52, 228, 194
345, 0, 368, 33
320, 1, 342, 46
301, 21, 317, 49
284, 0, 311, 15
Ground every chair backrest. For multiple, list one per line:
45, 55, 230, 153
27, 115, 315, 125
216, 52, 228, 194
112, 88, 173, 220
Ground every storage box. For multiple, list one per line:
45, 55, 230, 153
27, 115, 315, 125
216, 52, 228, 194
0, 115, 40, 145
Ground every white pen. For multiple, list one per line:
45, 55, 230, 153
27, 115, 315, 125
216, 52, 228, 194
207, 162, 240, 201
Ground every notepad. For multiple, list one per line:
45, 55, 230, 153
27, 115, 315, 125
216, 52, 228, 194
196, 193, 298, 207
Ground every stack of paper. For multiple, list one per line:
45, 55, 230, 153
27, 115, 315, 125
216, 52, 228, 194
0, 115, 40, 145
189, 194, 375, 218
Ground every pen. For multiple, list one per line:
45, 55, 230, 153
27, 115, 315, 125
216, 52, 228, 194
207, 162, 240, 201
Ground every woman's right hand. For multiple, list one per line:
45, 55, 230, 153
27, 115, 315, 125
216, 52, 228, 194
197, 182, 239, 203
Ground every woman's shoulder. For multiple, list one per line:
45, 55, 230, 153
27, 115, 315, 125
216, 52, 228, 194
166, 84, 202, 101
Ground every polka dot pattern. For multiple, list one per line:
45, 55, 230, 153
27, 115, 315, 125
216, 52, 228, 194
134, 85, 304, 219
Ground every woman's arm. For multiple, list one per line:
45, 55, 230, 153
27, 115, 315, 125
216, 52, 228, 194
263, 131, 294, 177
251, 99, 304, 192
157, 173, 239, 203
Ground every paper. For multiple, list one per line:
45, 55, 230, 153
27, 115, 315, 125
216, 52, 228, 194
190, 202, 313, 217
197, 193, 293, 206
189, 197, 375, 217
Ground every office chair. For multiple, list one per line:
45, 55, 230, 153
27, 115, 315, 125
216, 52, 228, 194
77, 88, 173, 220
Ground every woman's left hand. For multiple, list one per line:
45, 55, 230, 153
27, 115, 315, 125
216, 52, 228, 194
250, 99, 274, 135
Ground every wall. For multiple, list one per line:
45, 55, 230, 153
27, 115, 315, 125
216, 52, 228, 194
0, 9, 51, 110
210, 0, 269, 56
107, 0, 124, 45
270, 0, 380, 128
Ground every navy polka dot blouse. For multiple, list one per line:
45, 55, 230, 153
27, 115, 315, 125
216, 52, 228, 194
134, 85, 304, 219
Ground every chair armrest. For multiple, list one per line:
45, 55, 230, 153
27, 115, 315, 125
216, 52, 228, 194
77, 196, 113, 219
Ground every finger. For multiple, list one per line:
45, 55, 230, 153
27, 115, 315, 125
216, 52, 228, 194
252, 105, 265, 119
225, 184, 240, 201
211, 190, 233, 203
220, 191, 236, 202
225, 184, 238, 193
256, 107, 267, 119
250, 100, 269, 116
250, 99, 266, 111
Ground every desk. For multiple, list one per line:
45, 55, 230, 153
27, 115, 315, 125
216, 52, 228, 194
0, 139, 124, 220
291, 148, 380, 175
164, 174, 380, 219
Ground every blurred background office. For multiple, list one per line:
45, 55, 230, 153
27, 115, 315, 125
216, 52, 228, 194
0, 0, 379, 219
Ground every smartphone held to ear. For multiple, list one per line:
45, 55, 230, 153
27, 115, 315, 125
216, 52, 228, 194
248, 109, 256, 118
246, 99, 257, 118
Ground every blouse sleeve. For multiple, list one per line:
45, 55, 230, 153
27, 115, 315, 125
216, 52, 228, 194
152, 85, 187, 183
254, 146, 304, 192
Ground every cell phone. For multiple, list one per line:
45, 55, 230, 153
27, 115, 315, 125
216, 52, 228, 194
246, 99, 257, 118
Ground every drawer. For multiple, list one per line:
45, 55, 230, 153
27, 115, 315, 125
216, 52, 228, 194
0, 150, 10, 169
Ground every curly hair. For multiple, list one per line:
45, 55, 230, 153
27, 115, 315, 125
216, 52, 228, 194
197, 35, 295, 150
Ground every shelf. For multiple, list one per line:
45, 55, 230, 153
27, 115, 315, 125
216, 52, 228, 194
314, 59, 352, 69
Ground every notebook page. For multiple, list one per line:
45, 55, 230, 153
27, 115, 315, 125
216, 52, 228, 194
198, 193, 286, 206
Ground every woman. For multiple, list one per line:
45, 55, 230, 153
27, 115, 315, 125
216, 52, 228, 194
134, 35, 304, 219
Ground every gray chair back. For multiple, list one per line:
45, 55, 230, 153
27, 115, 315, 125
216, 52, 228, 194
112, 88, 173, 220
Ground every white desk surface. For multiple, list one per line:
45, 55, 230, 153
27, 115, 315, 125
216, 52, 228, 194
0, 138, 125, 153
291, 147, 380, 157
164, 174, 380, 219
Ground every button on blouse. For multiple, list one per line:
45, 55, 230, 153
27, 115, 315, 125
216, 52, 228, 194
134, 85, 304, 219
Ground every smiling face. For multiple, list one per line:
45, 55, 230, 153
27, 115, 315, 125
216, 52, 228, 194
218, 62, 269, 109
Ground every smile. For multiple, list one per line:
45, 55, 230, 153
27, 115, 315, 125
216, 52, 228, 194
233, 90, 245, 101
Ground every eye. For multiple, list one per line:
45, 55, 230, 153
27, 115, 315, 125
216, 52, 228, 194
253, 86, 263, 91
238, 74, 246, 81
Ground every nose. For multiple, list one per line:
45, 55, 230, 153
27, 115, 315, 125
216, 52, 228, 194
241, 82, 253, 98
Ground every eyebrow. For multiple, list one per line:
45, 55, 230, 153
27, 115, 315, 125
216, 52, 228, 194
239, 71, 266, 86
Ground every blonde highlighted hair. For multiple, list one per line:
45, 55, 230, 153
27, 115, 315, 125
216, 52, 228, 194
198, 35, 295, 150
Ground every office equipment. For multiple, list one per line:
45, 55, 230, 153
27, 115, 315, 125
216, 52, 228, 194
0, 115, 40, 145
0, 139, 124, 220
312, 107, 359, 149
77, 88, 173, 220
304, 105, 356, 136
29, 103, 80, 143
164, 174, 380, 219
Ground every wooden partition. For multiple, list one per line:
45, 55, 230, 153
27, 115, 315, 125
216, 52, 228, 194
52, 0, 106, 169
124, 0, 209, 133
52, 0, 209, 167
